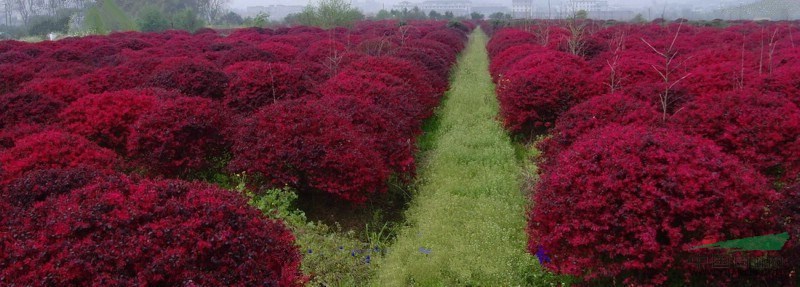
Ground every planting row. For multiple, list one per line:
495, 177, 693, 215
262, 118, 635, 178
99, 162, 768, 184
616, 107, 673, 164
1, 20, 471, 285
486, 21, 799, 286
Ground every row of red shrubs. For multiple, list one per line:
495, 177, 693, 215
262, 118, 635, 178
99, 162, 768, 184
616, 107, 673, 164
485, 20, 800, 286
0, 20, 471, 285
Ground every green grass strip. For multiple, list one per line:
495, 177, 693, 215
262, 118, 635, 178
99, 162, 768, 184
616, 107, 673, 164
374, 28, 541, 286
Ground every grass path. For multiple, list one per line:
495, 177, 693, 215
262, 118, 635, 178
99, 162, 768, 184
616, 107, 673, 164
375, 28, 541, 286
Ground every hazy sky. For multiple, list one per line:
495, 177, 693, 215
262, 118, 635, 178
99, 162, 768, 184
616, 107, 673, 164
228, 0, 757, 9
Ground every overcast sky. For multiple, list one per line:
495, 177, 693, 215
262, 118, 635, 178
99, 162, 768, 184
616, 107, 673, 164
228, 0, 758, 9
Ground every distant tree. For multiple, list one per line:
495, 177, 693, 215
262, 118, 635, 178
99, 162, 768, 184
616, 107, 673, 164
470, 11, 484, 20
172, 8, 204, 32
244, 11, 268, 27
137, 6, 170, 32
219, 10, 243, 26
443, 11, 454, 19
488, 12, 506, 20
376, 9, 391, 20
84, 0, 136, 34
631, 13, 646, 23
293, 0, 363, 28
428, 10, 441, 20
574, 9, 588, 19
27, 12, 71, 36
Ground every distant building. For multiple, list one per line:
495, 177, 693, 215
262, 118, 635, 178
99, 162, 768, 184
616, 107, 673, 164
421, 0, 472, 17
567, 0, 609, 12
393, 1, 416, 11
512, 0, 534, 18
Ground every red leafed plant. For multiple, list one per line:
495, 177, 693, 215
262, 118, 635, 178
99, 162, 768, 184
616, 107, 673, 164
529, 124, 779, 286
0, 175, 304, 286
0, 130, 119, 184
0, 91, 65, 130
59, 89, 161, 155
229, 99, 390, 203
18, 78, 89, 103
126, 96, 230, 178
496, 51, 602, 136
145, 57, 229, 99
671, 90, 800, 182
223, 61, 305, 114
539, 93, 660, 166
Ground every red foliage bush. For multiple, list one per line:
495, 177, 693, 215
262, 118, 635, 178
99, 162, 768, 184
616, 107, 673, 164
1, 176, 303, 286
529, 124, 779, 286
489, 43, 548, 82
0, 130, 119, 184
0, 51, 31, 64
257, 41, 299, 62
79, 65, 143, 94
126, 97, 229, 177
0, 123, 46, 151
229, 99, 390, 203
301, 39, 347, 64
319, 69, 423, 127
486, 29, 537, 59
145, 57, 229, 99
2, 166, 101, 208
223, 61, 305, 114
344, 56, 442, 111
761, 63, 800, 107
215, 45, 276, 67
18, 78, 88, 103
392, 47, 449, 83
671, 91, 800, 182
0, 64, 34, 94
540, 93, 659, 162
317, 92, 416, 177
497, 51, 602, 135
405, 39, 457, 64
0, 91, 65, 129
422, 29, 466, 53
59, 89, 160, 154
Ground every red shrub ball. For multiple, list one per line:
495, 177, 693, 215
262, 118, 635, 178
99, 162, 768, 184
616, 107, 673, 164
0, 91, 65, 130
126, 96, 229, 177
146, 57, 229, 99
530, 124, 779, 286
2, 166, 101, 208
497, 51, 602, 136
319, 69, 422, 129
541, 93, 659, 162
486, 29, 537, 59
223, 61, 305, 114
80, 65, 143, 94
18, 78, 88, 103
489, 43, 548, 82
0, 64, 34, 94
392, 47, 450, 83
422, 29, 466, 54
229, 99, 390, 203
762, 63, 800, 107
0, 176, 303, 286
257, 41, 299, 62
317, 93, 416, 177
0, 130, 119, 183
216, 45, 276, 67
344, 56, 442, 112
672, 91, 800, 181
59, 89, 160, 154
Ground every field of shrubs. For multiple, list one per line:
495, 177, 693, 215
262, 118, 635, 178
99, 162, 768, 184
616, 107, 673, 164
486, 20, 799, 285
0, 20, 471, 285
